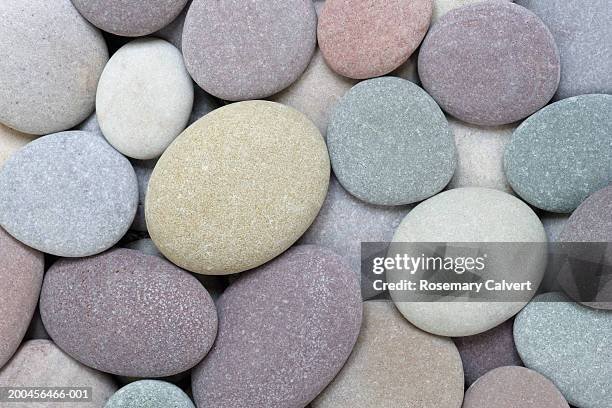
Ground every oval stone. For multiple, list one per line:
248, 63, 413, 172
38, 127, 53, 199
105, 380, 194, 408
0, 124, 35, 169
40, 248, 218, 377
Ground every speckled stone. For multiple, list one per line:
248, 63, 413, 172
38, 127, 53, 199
328, 77, 456, 206
312, 301, 463, 408
105, 380, 194, 408
541, 212, 570, 243
0, 131, 138, 257
192, 245, 362, 408
71, 0, 190, 37
0, 227, 44, 369
183, 0, 317, 101
454, 319, 523, 386
153, 0, 192, 49
40, 248, 218, 377
514, 292, 612, 408
432, 0, 512, 22
0, 123, 35, 169
188, 86, 220, 126
390, 187, 547, 336
419, 1, 560, 126
130, 159, 157, 232
0, 340, 117, 408
318, 0, 432, 79
0, 0, 108, 135
463, 366, 569, 408
146, 101, 329, 275
504, 95, 612, 213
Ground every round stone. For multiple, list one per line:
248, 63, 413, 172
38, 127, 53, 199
146, 101, 329, 275
192, 245, 362, 408
0, 227, 44, 369
312, 301, 463, 408
183, 0, 317, 101
432, 0, 512, 22
97, 39, 194, 160
40, 248, 218, 377
130, 159, 156, 232
463, 366, 569, 408
0, 131, 138, 257
318, 0, 433, 79
0, 124, 35, 169
0, 0, 108, 135
514, 292, 612, 408
504, 95, 612, 213
418, 1, 560, 126
71, 0, 190, 37
327, 77, 456, 206
105, 380, 194, 408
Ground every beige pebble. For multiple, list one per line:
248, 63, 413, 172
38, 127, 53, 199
0, 124, 35, 169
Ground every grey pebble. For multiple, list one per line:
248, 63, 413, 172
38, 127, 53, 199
541, 212, 570, 243
105, 380, 194, 408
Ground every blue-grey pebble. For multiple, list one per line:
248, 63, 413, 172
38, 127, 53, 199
105, 380, 194, 408
327, 77, 456, 206
504, 94, 612, 213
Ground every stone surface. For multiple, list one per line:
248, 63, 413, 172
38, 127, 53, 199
318, 0, 432, 79
0, 124, 35, 169
541, 212, 570, 243
559, 185, 612, 244
504, 95, 612, 213
97, 38, 194, 160
124, 238, 163, 258
183, 0, 317, 101
514, 292, 612, 408
432, 0, 512, 22
153, 0, 192, 49
76, 113, 105, 139
146, 101, 329, 275
105, 380, 194, 408
192, 245, 362, 408
0, 131, 138, 257
0, 0, 108, 135
40, 249, 218, 377
312, 301, 463, 408
419, 1, 560, 126
328, 77, 456, 205
130, 159, 157, 232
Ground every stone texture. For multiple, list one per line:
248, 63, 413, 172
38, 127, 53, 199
432, 0, 512, 22
183, 0, 317, 101
541, 212, 570, 243
40, 249, 218, 377
504, 95, 612, 213
312, 301, 463, 408
76, 113, 105, 139
419, 1, 560, 126
0, 0, 108, 135
124, 238, 162, 258
153, 0, 192, 49
0, 131, 138, 257
130, 159, 157, 232
318, 0, 433, 79
105, 380, 194, 408
146, 101, 329, 275
0, 124, 35, 169
328, 77, 456, 205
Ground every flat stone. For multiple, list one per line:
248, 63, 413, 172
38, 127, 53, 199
183, 0, 317, 101
0, 0, 108, 135
105, 380, 194, 408
312, 301, 463, 408
432, 0, 512, 22
130, 159, 157, 232
39, 248, 218, 377
327, 77, 456, 205
146, 101, 329, 275
0, 131, 138, 257
0, 124, 35, 169
192, 245, 362, 408
318, 0, 432, 79
419, 1, 560, 126
504, 95, 612, 213
153, 0, 192, 49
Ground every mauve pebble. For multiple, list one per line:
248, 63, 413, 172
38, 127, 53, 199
0, 0, 108, 135
419, 1, 560, 126
432, 0, 512, 22
318, 0, 433, 79
328, 77, 456, 206
514, 292, 612, 408
463, 366, 569, 408
312, 301, 463, 408
188, 86, 220, 126
105, 380, 194, 408
183, 0, 317, 101
0, 227, 44, 369
153, 0, 192, 49
130, 159, 157, 232
192, 245, 362, 408
40, 248, 218, 377
504, 94, 612, 213
0, 340, 117, 408
0, 123, 35, 169
71, 0, 190, 37
541, 212, 570, 243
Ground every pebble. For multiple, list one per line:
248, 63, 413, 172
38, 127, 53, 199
146, 101, 329, 275
328, 77, 456, 206
463, 366, 569, 408
312, 301, 463, 408
504, 94, 612, 213
192, 245, 362, 408
39, 248, 218, 377
76, 114, 105, 139
182, 0, 317, 101
0, 124, 35, 169
318, 0, 433, 79
432, 0, 511, 22
130, 159, 157, 232
0, 0, 108, 135
514, 292, 612, 408
105, 380, 194, 408
124, 238, 163, 258
0, 228, 44, 369
418, 1, 560, 126
97, 39, 194, 160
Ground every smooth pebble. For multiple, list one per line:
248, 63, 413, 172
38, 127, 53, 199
105, 380, 194, 408
0, 124, 35, 169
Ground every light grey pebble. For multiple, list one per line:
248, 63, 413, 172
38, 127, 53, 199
105, 380, 194, 408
